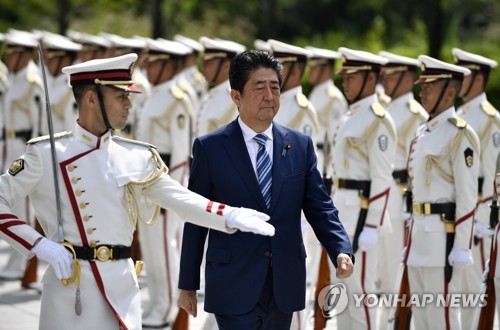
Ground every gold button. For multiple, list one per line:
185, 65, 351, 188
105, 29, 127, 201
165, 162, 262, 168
89, 240, 96, 247
76, 189, 82, 197
83, 215, 90, 222
87, 228, 95, 234
71, 177, 79, 184
68, 164, 75, 172
80, 202, 87, 209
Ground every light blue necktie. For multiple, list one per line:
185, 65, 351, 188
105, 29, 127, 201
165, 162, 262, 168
253, 134, 272, 209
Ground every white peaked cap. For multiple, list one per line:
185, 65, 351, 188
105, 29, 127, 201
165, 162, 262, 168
416, 55, 471, 84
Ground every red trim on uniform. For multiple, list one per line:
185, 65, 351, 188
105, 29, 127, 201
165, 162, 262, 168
59, 148, 129, 328
443, 275, 450, 330
70, 71, 131, 83
490, 228, 499, 278
217, 203, 225, 216
369, 188, 390, 226
206, 201, 214, 213
0, 218, 34, 250
361, 252, 371, 330
455, 210, 474, 227
169, 160, 188, 173
479, 239, 485, 271
478, 196, 493, 205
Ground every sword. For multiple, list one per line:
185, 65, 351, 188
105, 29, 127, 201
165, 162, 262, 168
37, 44, 64, 242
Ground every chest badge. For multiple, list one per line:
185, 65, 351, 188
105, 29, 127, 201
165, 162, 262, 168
378, 134, 388, 151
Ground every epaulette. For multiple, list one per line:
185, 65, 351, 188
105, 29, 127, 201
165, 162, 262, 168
170, 85, 185, 100
194, 71, 205, 83
178, 79, 191, 94
27, 131, 71, 144
447, 116, 467, 129
296, 93, 309, 109
370, 103, 386, 118
481, 101, 498, 117
408, 99, 424, 115
327, 85, 339, 99
113, 135, 157, 149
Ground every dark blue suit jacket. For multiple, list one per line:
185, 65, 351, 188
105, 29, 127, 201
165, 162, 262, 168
179, 119, 352, 315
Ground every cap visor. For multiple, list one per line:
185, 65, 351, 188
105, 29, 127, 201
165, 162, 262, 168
111, 84, 142, 93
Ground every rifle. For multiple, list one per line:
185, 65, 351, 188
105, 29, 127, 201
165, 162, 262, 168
474, 153, 500, 329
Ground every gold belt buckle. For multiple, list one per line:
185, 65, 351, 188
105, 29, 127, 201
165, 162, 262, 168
6, 130, 16, 138
413, 202, 421, 215
95, 246, 113, 261
333, 178, 340, 189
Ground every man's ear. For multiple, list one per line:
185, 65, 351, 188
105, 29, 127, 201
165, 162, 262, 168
84, 89, 97, 108
230, 89, 241, 107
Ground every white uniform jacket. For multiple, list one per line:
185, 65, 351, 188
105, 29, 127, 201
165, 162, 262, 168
457, 93, 500, 226
195, 79, 237, 137
46, 73, 77, 133
274, 85, 319, 145
136, 78, 191, 182
308, 79, 347, 176
0, 123, 237, 330
331, 94, 397, 235
407, 108, 480, 267
3, 60, 44, 171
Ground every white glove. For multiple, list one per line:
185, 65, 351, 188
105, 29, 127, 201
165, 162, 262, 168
448, 248, 473, 269
31, 237, 74, 279
358, 227, 378, 251
482, 260, 491, 282
226, 207, 275, 236
474, 221, 493, 239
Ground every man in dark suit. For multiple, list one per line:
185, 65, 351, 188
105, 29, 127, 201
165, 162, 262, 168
178, 50, 354, 329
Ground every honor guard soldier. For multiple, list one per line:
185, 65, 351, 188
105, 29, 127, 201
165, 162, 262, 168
452, 47, 499, 329
267, 39, 320, 330
67, 31, 109, 63
377, 50, 428, 328
0, 32, 9, 174
404, 55, 479, 329
332, 47, 396, 329
0, 53, 274, 330
174, 34, 208, 105
195, 37, 246, 137
0, 29, 44, 281
267, 39, 319, 144
135, 38, 193, 329
41, 33, 82, 133
100, 33, 150, 139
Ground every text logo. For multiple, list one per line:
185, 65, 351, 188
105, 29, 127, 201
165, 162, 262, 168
318, 283, 349, 317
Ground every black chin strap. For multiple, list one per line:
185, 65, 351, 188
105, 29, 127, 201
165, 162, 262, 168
428, 79, 451, 118
350, 71, 369, 104
281, 62, 296, 90
210, 58, 225, 86
461, 71, 476, 101
95, 85, 113, 131
388, 72, 405, 98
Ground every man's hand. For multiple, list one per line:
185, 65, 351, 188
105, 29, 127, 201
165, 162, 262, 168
226, 207, 275, 236
31, 237, 73, 279
448, 248, 473, 269
336, 253, 354, 279
178, 289, 198, 317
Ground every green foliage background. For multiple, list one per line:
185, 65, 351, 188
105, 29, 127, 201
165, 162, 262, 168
1, 0, 500, 107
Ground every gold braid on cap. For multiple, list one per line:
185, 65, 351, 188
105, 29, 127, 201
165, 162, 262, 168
94, 78, 135, 85
124, 147, 168, 226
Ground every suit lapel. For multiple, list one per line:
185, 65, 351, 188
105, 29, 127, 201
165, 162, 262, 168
270, 123, 289, 213
223, 120, 268, 210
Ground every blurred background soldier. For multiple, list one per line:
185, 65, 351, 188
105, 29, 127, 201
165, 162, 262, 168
195, 36, 245, 138
67, 31, 109, 63
0, 29, 44, 283
41, 32, 82, 133
267, 39, 319, 330
0, 32, 9, 175
304, 45, 349, 329
332, 47, 395, 329
135, 38, 193, 329
377, 50, 428, 328
452, 47, 499, 329
100, 33, 150, 139
174, 34, 208, 109
406, 55, 478, 329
